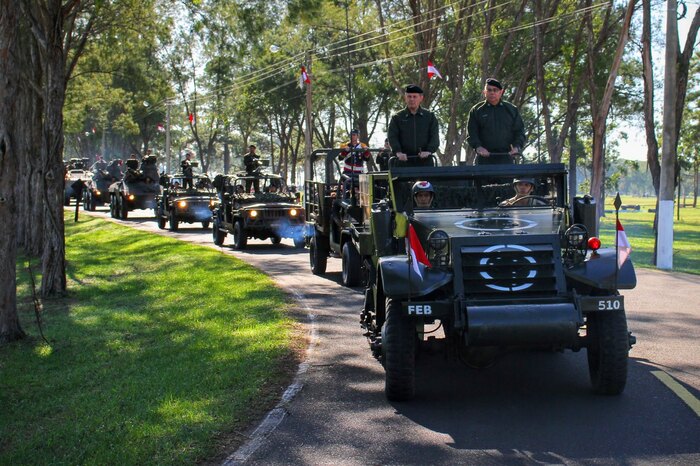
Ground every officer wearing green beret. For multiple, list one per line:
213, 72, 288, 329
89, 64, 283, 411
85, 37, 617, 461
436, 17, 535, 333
467, 78, 526, 165
388, 84, 440, 167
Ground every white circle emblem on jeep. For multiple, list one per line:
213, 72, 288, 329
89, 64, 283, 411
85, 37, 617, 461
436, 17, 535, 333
479, 244, 536, 291
455, 217, 537, 231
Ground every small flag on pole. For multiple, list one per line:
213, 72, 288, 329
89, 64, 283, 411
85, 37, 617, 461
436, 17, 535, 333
406, 224, 431, 279
616, 219, 631, 269
300, 66, 310, 89
427, 60, 443, 79
188, 113, 194, 123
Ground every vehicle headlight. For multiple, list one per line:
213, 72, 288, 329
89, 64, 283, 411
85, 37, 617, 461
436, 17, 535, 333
178, 200, 187, 208
95, 190, 101, 196
209, 199, 216, 207
565, 224, 588, 249
249, 210, 258, 218
128, 194, 135, 201
289, 208, 298, 217
427, 230, 450, 266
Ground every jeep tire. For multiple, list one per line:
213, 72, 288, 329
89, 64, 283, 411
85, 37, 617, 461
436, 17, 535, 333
169, 209, 179, 231
212, 216, 226, 246
342, 242, 361, 287
309, 230, 329, 275
119, 196, 128, 219
233, 220, 247, 249
383, 298, 416, 401
157, 205, 167, 229
587, 309, 629, 395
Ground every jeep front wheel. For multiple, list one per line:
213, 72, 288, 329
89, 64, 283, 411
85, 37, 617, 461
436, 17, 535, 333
157, 206, 166, 230
119, 196, 128, 219
341, 242, 361, 287
233, 220, 247, 249
309, 231, 329, 275
212, 216, 226, 246
169, 209, 179, 231
587, 309, 629, 395
383, 298, 416, 401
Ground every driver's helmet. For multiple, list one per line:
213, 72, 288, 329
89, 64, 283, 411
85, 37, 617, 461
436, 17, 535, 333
412, 180, 434, 196
513, 177, 535, 186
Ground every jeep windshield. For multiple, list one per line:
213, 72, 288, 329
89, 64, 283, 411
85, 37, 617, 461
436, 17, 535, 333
387, 164, 567, 212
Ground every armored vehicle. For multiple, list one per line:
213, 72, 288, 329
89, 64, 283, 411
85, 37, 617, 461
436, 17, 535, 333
211, 172, 305, 249
108, 155, 160, 219
83, 164, 120, 211
355, 162, 636, 401
155, 174, 216, 231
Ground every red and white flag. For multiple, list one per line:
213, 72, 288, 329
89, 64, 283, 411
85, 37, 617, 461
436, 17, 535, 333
616, 219, 631, 269
157, 123, 165, 133
427, 60, 442, 79
299, 66, 310, 89
406, 224, 431, 279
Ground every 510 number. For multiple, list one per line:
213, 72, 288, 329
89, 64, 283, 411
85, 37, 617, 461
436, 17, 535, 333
598, 299, 622, 311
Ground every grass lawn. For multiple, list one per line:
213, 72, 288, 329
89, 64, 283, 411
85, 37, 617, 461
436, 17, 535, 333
598, 195, 700, 275
1, 213, 303, 465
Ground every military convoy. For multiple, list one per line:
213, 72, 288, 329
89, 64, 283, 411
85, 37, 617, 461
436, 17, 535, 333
155, 174, 216, 231
305, 153, 636, 401
211, 172, 305, 249
108, 155, 160, 219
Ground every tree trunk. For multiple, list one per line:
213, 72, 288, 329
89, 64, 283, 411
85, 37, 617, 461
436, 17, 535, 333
587, 0, 636, 221
0, 0, 25, 343
642, 0, 661, 195
40, 9, 68, 297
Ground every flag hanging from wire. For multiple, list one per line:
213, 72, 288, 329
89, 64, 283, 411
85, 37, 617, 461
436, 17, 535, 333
299, 66, 310, 89
188, 113, 194, 123
406, 224, 431, 279
616, 219, 631, 269
157, 123, 165, 133
427, 60, 443, 79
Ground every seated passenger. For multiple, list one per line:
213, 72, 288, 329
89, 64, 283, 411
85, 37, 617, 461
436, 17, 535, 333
413, 181, 435, 209
499, 177, 548, 207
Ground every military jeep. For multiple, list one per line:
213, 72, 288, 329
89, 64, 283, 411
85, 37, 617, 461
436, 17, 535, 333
155, 174, 216, 231
108, 156, 160, 219
304, 147, 383, 286
211, 172, 305, 249
356, 162, 636, 401
83, 167, 118, 211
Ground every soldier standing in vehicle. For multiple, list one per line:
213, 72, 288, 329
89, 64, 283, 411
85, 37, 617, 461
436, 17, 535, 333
467, 78, 526, 165
339, 129, 372, 190
106, 159, 122, 181
181, 151, 194, 190
376, 139, 391, 171
243, 144, 261, 193
388, 84, 440, 167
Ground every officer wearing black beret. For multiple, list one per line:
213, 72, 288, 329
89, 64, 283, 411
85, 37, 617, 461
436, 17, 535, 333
467, 78, 526, 165
387, 84, 440, 167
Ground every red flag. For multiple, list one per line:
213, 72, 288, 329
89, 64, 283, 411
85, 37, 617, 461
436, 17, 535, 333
157, 123, 165, 132
427, 60, 443, 79
300, 66, 310, 89
406, 224, 431, 279
616, 219, 631, 269
188, 113, 194, 123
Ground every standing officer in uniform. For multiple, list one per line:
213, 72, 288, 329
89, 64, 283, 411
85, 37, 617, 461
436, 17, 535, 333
181, 151, 194, 190
467, 78, 526, 165
388, 84, 440, 167
243, 144, 261, 193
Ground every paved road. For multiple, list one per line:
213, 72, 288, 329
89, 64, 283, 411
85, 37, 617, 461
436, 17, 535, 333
84, 208, 700, 465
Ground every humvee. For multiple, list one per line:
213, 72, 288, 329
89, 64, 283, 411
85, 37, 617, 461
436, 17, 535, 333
303, 147, 383, 286
155, 174, 216, 231
211, 172, 305, 249
356, 162, 636, 401
108, 156, 160, 219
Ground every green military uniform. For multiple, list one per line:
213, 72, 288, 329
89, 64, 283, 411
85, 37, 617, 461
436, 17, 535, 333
467, 100, 525, 165
387, 107, 439, 167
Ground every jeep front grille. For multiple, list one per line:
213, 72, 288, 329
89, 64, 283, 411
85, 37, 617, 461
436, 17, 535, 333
461, 243, 559, 299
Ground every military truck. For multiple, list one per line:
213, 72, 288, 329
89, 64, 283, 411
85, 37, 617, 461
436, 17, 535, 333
83, 165, 119, 211
211, 172, 305, 249
108, 155, 160, 219
353, 162, 636, 401
304, 148, 383, 287
155, 174, 216, 231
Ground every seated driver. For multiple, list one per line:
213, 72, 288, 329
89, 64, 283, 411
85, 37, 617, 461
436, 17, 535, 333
499, 177, 547, 207
413, 181, 435, 209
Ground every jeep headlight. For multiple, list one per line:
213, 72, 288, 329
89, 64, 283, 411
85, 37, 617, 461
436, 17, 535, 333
428, 230, 450, 266
565, 224, 588, 249
128, 194, 135, 201
95, 190, 101, 196
289, 208, 298, 217
178, 200, 187, 208
249, 210, 258, 218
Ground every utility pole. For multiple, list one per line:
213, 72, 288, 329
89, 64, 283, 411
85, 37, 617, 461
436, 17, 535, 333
657, 0, 678, 270
304, 52, 313, 182
165, 100, 172, 174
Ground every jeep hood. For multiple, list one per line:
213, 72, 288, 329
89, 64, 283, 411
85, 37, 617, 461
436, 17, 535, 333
413, 208, 565, 237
